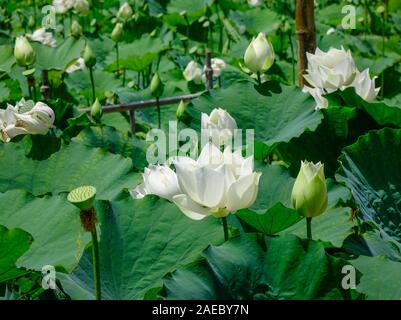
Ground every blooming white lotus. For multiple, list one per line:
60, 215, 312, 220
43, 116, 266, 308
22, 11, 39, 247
183, 60, 203, 83
28, 28, 56, 47
131, 143, 261, 221
52, 0, 75, 14
352, 68, 380, 102
201, 108, 237, 146
0, 100, 55, 142
303, 47, 357, 93
205, 58, 226, 78
244, 32, 275, 74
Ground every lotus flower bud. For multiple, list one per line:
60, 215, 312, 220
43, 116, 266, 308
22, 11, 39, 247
90, 98, 102, 121
28, 16, 35, 29
176, 99, 186, 120
83, 44, 96, 68
111, 23, 123, 43
74, 0, 90, 16
244, 32, 275, 73
117, 2, 133, 20
150, 72, 164, 98
71, 20, 83, 38
291, 161, 328, 218
14, 36, 36, 67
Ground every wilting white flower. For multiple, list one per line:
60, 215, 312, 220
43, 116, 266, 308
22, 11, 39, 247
247, 0, 261, 6
183, 60, 203, 83
0, 100, 55, 142
27, 28, 56, 47
304, 47, 357, 93
352, 68, 380, 102
201, 108, 237, 146
172, 143, 261, 220
209, 58, 226, 78
53, 0, 75, 14
66, 57, 86, 73
244, 32, 275, 74
302, 86, 328, 110
130, 165, 181, 201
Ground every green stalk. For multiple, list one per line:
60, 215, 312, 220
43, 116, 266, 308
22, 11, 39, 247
156, 97, 161, 129
288, 31, 296, 85
91, 225, 101, 300
256, 72, 261, 85
115, 42, 120, 76
222, 217, 229, 241
306, 217, 312, 239
89, 67, 96, 103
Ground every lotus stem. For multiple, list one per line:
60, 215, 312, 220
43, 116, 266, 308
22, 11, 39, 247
306, 217, 312, 239
222, 217, 229, 241
89, 66, 96, 103
91, 223, 101, 300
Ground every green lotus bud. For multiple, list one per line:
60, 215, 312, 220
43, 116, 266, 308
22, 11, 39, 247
150, 72, 164, 98
91, 98, 102, 121
74, 0, 90, 16
14, 36, 36, 67
117, 2, 133, 20
291, 161, 328, 218
176, 99, 186, 120
111, 23, 123, 42
83, 44, 96, 68
244, 32, 275, 73
71, 20, 83, 38
28, 16, 35, 29
67, 185, 97, 211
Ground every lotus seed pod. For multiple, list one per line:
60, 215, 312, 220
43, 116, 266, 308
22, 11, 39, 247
150, 72, 164, 98
90, 98, 102, 121
83, 44, 96, 68
67, 185, 97, 211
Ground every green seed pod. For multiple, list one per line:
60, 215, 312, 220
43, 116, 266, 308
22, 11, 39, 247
83, 44, 96, 68
111, 23, 123, 43
90, 98, 102, 121
71, 20, 83, 38
14, 36, 36, 67
67, 185, 97, 211
150, 72, 164, 98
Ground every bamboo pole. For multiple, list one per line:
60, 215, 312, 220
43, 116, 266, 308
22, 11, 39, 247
295, 0, 316, 87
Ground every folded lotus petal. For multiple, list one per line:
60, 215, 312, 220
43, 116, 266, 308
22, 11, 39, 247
172, 194, 211, 220
142, 165, 181, 201
129, 182, 148, 199
226, 172, 261, 212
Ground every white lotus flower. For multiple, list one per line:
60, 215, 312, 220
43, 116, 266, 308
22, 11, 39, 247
172, 143, 261, 220
52, 0, 75, 14
0, 100, 55, 142
201, 108, 237, 146
303, 47, 357, 93
183, 60, 203, 83
66, 57, 86, 73
130, 165, 181, 201
27, 28, 56, 47
302, 86, 328, 110
352, 68, 380, 102
248, 0, 261, 6
244, 32, 275, 73
210, 58, 226, 78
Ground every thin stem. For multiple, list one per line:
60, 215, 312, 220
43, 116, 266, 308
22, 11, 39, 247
91, 225, 101, 300
256, 72, 261, 85
306, 217, 312, 239
25, 66, 33, 99
89, 67, 96, 103
222, 217, 229, 241
115, 42, 120, 75
288, 31, 296, 85
156, 97, 161, 129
